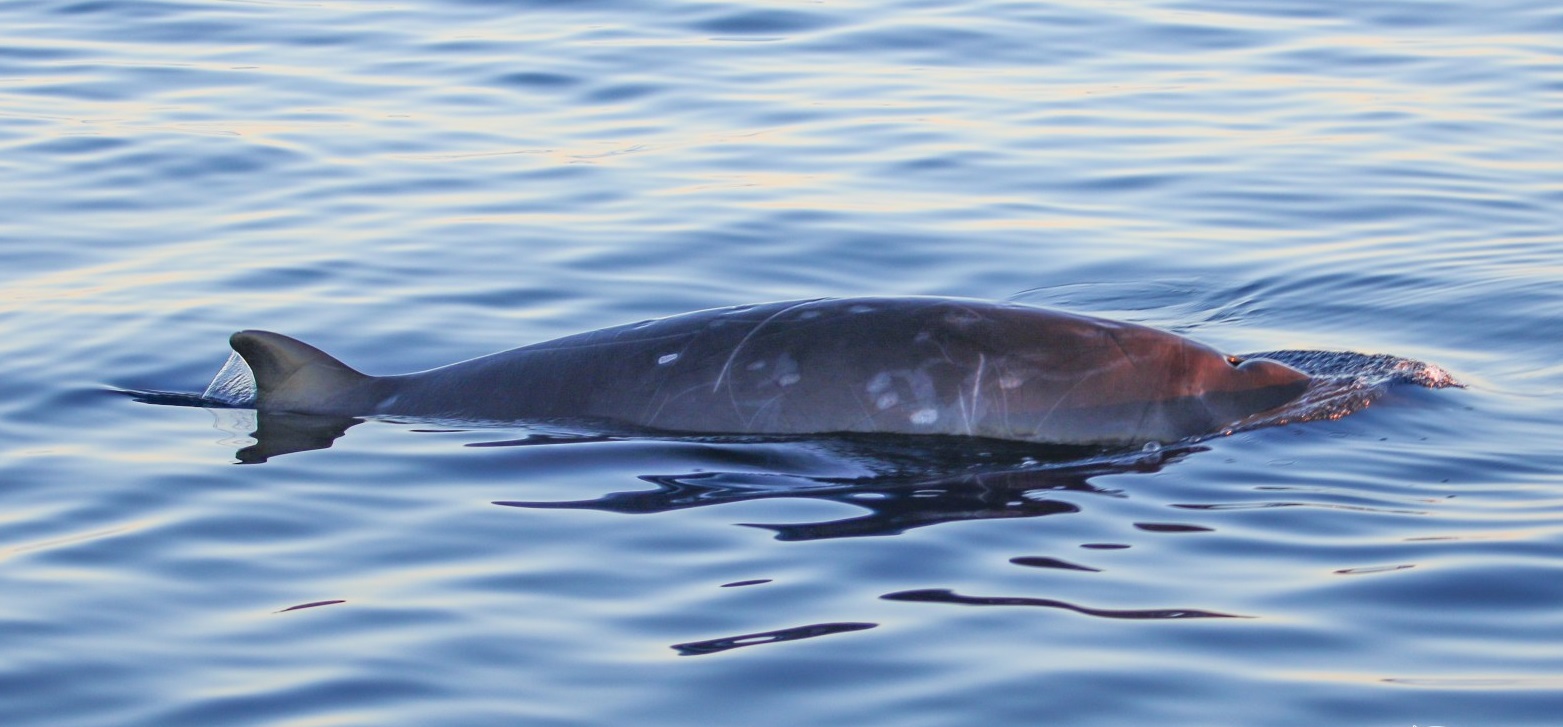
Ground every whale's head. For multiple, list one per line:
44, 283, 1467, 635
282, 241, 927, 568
935, 304, 1316, 444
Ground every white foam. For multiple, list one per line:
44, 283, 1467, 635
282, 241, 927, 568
202, 351, 257, 406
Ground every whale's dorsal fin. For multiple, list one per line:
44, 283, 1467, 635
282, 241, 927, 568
230, 330, 373, 415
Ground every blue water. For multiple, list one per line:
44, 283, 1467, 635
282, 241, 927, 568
2, 0, 1561, 725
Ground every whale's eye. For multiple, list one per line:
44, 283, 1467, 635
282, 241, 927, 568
1225, 355, 1243, 367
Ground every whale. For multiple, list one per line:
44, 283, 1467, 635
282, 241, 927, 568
226, 296, 1312, 447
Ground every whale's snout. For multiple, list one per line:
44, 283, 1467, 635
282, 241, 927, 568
1200, 357, 1311, 421
1238, 357, 1311, 409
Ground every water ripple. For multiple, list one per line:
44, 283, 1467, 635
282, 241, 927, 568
2, 0, 1561, 725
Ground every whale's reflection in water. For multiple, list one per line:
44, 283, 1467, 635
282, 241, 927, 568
146, 406, 1274, 652
177, 394, 1190, 539
236, 412, 363, 464
203, 410, 1213, 542
489, 433, 1198, 540
486, 431, 1265, 658
483, 434, 1247, 651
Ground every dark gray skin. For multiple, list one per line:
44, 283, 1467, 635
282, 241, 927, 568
230, 296, 1312, 446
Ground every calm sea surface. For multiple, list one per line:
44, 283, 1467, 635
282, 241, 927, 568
3, 1, 1561, 725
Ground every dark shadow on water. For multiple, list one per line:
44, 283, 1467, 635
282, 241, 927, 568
235, 413, 362, 464
496, 437, 1201, 541
671, 622, 878, 656
880, 588, 1246, 619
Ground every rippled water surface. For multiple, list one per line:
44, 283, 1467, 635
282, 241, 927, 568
3, 1, 1562, 725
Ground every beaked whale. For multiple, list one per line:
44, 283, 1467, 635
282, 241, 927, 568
228, 297, 1312, 446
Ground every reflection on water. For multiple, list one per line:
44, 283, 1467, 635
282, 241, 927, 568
235, 413, 362, 464
672, 621, 879, 657
496, 446, 1177, 541
880, 588, 1243, 620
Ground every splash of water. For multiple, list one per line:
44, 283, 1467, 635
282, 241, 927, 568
1234, 350, 1462, 430
201, 351, 257, 406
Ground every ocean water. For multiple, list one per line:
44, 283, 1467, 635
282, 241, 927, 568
2, 0, 1561, 725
